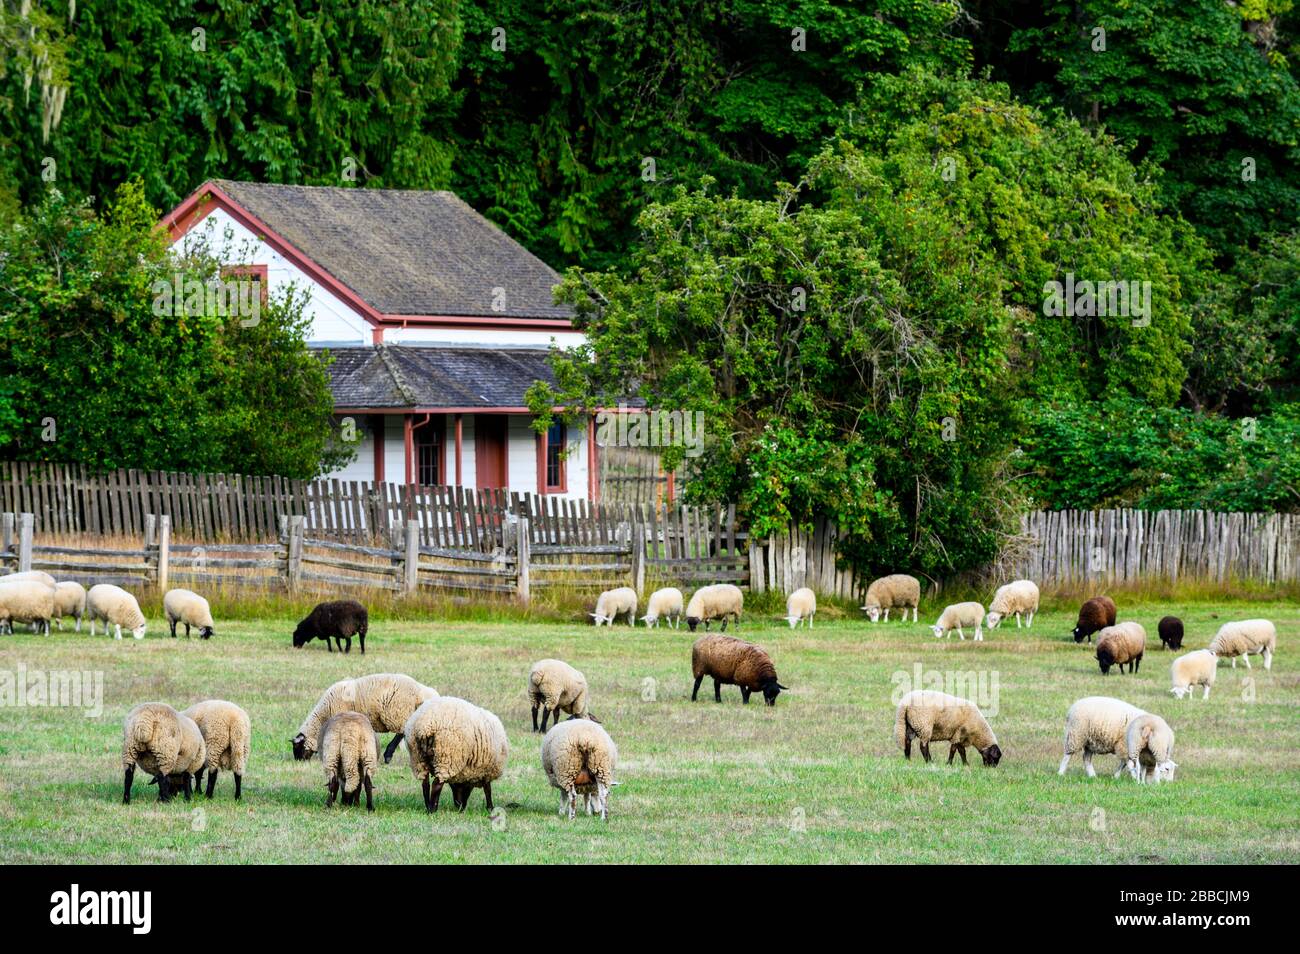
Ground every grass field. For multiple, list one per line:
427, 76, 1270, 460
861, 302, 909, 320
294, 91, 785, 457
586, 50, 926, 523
0, 597, 1296, 864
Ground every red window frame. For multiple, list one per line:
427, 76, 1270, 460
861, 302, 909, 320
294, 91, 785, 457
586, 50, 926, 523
537, 421, 567, 494
221, 264, 269, 305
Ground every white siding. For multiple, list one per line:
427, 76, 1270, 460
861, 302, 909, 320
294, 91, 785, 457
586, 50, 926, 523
508, 416, 538, 493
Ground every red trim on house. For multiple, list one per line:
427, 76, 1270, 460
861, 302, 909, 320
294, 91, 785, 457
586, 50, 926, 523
403, 415, 414, 485
454, 414, 463, 486
372, 415, 385, 483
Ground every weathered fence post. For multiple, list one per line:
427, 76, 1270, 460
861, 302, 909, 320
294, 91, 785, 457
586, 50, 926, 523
403, 519, 419, 594
286, 515, 304, 589
144, 514, 156, 582
2, 512, 12, 555
157, 515, 170, 592
631, 520, 645, 596
516, 516, 530, 606
17, 513, 33, 572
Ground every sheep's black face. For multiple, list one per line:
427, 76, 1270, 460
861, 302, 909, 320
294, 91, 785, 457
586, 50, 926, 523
761, 677, 787, 707
1097, 649, 1114, 674
1072, 626, 1085, 643
981, 744, 1002, 767
292, 622, 310, 648
292, 733, 310, 761
686, 617, 701, 632
199, 626, 214, 639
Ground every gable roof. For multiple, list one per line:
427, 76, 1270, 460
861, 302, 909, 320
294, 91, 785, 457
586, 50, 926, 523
162, 180, 574, 324
325, 345, 557, 410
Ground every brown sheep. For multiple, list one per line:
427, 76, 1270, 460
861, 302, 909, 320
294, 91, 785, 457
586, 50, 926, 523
1072, 596, 1117, 644
690, 634, 787, 706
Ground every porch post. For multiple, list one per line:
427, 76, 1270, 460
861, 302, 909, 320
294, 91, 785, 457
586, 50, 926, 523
404, 414, 414, 486
373, 414, 385, 483
454, 413, 463, 486
587, 415, 597, 502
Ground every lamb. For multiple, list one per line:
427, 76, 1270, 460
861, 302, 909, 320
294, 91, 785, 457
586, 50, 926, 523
164, 588, 215, 639
181, 700, 250, 799
0, 578, 56, 635
684, 583, 744, 632
1124, 713, 1177, 783
860, 574, 921, 622
590, 586, 637, 626
930, 601, 985, 641
528, 658, 594, 732
985, 579, 1040, 629
1072, 596, 1117, 644
292, 672, 439, 764
1057, 696, 1146, 777
1207, 619, 1276, 671
640, 587, 684, 628
404, 696, 509, 813
86, 584, 147, 640
320, 711, 379, 811
541, 718, 619, 821
52, 581, 86, 632
121, 702, 207, 803
1157, 615, 1184, 651
893, 689, 1002, 766
690, 633, 786, 705
1169, 649, 1217, 700
292, 599, 367, 653
784, 587, 816, 628
1095, 622, 1146, 675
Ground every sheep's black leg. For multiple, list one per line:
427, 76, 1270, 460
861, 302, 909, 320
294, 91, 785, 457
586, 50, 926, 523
920, 742, 932, 763
429, 781, 444, 812
948, 745, 957, 765
720, 616, 728, 632
959, 746, 969, 766
359, 629, 365, 654
234, 774, 242, 800
421, 777, 432, 812
325, 636, 333, 653
157, 773, 172, 803
169, 619, 177, 638
482, 782, 493, 813
181, 775, 192, 801
184, 623, 191, 638
383, 733, 403, 764
123, 766, 134, 804
713, 679, 722, 703
903, 732, 912, 760
205, 769, 218, 799
326, 777, 339, 808
1134, 655, 1142, 674
540, 707, 551, 732
343, 636, 352, 654
741, 687, 751, 704
531, 702, 539, 732
364, 776, 374, 812
691, 676, 703, 701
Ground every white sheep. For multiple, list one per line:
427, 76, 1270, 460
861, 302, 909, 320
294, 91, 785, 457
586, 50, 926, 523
541, 718, 619, 820
1170, 649, 1217, 700
0, 578, 56, 635
931, 601, 986, 641
684, 583, 744, 632
320, 711, 379, 811
121, 702, 206, 803
404, 696, 509, 813
985, 579, 1040, 629
86, 584, 147, 640
860, 574, 921, 622
894, 689, 1002, 766
1207, 619, 1276, 671
163, 588, 215, 639
784, 587, 816, 628
52, 581, 86, 632
641, 587, 684, 628
1058, 696, 1146, 778
1124, 713, 1177, 783
3, 570, 57, 587
590, 586, 637, 626
181, 700, 251, 800
528, 658, 594, 731
292, 673, 439, 764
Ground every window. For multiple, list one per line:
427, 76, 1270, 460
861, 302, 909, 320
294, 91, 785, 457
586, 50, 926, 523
544, 422, 566, 492
417, 420, 444, 486
220, 264, 268, 304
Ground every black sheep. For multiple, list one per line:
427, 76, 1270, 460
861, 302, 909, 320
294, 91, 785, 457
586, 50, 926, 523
1158, 615, 1184, 650
1072, 595, 1117, 643
293, 600, 368, 654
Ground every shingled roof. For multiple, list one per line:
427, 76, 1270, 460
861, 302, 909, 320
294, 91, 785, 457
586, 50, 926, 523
324, 345, 557, 409
211, 180, 573, 320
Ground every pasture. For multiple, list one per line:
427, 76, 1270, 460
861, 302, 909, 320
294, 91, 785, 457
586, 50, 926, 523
0, 598, 1296, 864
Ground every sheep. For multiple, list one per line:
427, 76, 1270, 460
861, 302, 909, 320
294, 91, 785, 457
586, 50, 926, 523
640, 587, 684, 628
541, 718, 619, 821
1072, 596, 1117, 644
292, 672, 439, 764
1158, 615, 1184, 651
893, 689, 1002, 767
1207, 619, 1276, 671
52, 581, 86, 632
404, 696, 509, 813
293, 599, 367, 653
181, 700, 250, 800
3, 570, 57, 587
690, 633, 786, 705
1169, 649, 1217, 700
0, 578, 56, 635
121, 703, 207, 803
164, 588, 215, 640
320, 711, 379, 811
860, 574, 921, 622
684, 583, 744, 632
985, 579, 1040, 629
528, 658, 594, 732
784, 587, 816, 628
1057, 696, 1146, 778
590, 586, 637, 626
86, 584, 147, 640
1124, 713, 1177, 783
930, 601, 985, 641
1095, 622, 1146, 675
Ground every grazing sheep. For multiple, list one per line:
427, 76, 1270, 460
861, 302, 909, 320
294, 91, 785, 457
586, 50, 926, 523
292, 673, 438, 764
320, 712, 379, 811
0, 578, 56, 635
1157, 616, 1184, 651
3, 570, 57, 587
528, 658, 594, 732
121, 703, 207, 803
86, 584, 147, 640
1096, 622, 1146, 675
181, 700, 250, 800
1058, 696, 1146, 778
860, 574, 921, 622
590, 586, 637, 626
163, 588, 215, 639
985, 579, 1040, 629
1124, 714, 1177, 783
293, 599, 368, 653
684, 583, 744, 632
1072, 596, 1117, 644
931, 601, 986, 641
404, 696, 509, 813
1170, 649, 1217, 700
541, 719, 619, 821
1207, 619, 1276, 671
52, 581, 86, 632
690, 634, 786, 706
893, 689, 1002, 767
640, 587, 684, 628
784, 587, 816, 628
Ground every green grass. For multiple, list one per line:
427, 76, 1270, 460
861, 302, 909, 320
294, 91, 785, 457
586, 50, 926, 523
0, 599, 1296, 863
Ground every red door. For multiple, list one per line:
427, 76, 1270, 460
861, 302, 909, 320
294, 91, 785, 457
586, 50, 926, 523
475, 415, 509, 489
